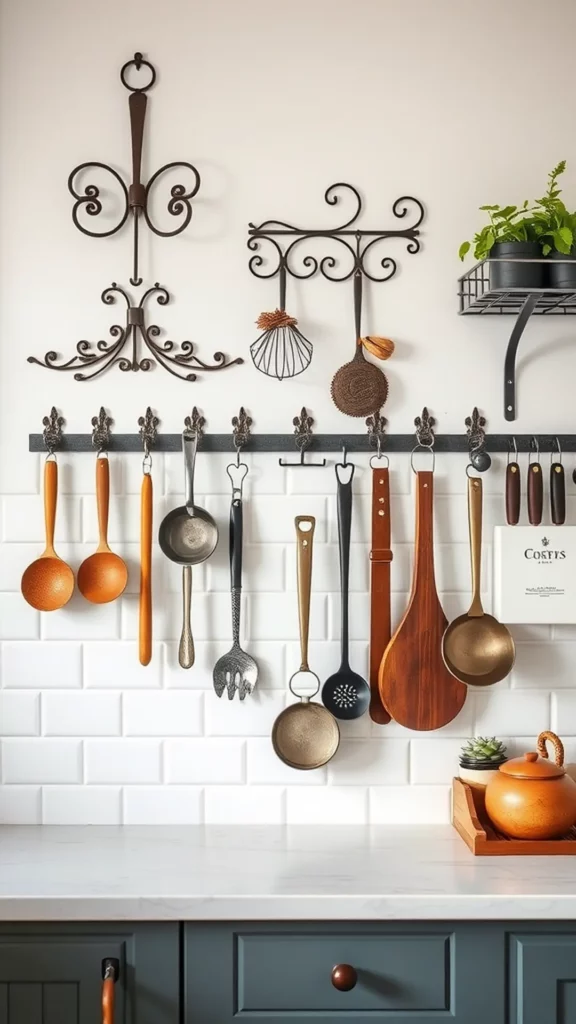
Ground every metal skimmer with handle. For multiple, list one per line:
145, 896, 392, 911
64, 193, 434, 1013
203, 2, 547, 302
213, 459, 258, 700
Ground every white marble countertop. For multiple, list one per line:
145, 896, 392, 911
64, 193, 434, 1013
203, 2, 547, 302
0, 825, 574, 921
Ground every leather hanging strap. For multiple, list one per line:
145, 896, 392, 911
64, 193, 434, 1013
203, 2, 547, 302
369, 465, 392, 724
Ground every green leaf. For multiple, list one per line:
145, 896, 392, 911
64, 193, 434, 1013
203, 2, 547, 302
479, 204, 499, 211
559, 226, 573, 249
459, 241, 471, 261
542, 243, 551, 255
553, 230, 571, 254
493, 205, 517, 220
484, 230, 495, 251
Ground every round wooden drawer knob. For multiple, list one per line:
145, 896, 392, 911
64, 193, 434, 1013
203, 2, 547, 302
331, 963, 357, 991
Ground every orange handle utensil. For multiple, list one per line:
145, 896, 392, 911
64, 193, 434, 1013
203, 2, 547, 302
101, 959, 118, 1024
139, 470, 153, 666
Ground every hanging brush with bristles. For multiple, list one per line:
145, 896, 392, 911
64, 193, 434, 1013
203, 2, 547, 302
250, 265, 313, 380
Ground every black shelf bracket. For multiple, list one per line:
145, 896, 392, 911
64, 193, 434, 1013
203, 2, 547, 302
503, 293, 541, 420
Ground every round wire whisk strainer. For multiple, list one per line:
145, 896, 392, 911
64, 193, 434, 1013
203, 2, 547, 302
250, 265, 313, 380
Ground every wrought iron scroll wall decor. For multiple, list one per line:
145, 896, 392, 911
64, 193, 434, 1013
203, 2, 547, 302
247, 182, 425, 379
30, 405, 576, 456
68, 52, 199, 288
28, 282, 243, 382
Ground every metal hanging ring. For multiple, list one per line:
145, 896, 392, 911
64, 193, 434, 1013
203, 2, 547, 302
411, 444, 435, 475
529, 436, 540, 465
551, 437, 562, 465
369, 451, 390, 469
120, 52, 156, 92
466, 462, 481, 479
226, 461, 249, 501
507, 437, 518, 465
142, 452, 152, 475
45, 451, 57, 463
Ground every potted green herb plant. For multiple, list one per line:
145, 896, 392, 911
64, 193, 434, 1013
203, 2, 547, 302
459, 737, 508, 790
532, 161, 576, 289
459, 201, 543, 289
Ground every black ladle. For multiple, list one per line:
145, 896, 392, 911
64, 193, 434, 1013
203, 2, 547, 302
322, 455, 370, 720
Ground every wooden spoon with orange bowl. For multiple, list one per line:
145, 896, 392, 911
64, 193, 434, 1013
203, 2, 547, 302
21, 456, 75, 611
78, 454, 128, 604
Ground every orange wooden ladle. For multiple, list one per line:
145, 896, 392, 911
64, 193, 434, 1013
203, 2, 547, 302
21, 458, 74, 611
78, 455, 128, 604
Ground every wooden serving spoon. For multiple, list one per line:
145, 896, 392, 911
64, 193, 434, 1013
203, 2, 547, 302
78, 455, 128, 604
21, 457, 74, 611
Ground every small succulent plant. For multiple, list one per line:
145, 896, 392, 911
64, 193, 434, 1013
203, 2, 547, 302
460, 737, 507, 765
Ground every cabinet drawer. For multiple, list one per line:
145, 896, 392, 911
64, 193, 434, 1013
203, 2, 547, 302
185, 921, 498, 1023
509, 931, 576, 1024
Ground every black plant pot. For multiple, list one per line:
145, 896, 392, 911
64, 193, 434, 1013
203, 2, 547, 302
549, 247, 576, 290
489, 241, 544, 290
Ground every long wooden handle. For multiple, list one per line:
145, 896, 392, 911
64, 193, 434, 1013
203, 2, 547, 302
295, 516, 315, 671
96, 456, 111, 550
369, 466, 392, 725
527, 462, 543, 526
102, 978, 115, 1024
505, 462, 520, 525
139, 472, 153, 666
550, 462, 566, 525
43, 458, 58, 557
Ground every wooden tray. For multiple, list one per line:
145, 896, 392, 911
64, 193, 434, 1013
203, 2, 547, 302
452, 777, 576, 855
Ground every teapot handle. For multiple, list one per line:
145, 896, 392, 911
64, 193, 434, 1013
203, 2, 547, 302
537, 730, 565, 767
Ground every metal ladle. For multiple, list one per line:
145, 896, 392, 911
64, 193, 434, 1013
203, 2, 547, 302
158, 431, 218, 668
442, 473, 515, 687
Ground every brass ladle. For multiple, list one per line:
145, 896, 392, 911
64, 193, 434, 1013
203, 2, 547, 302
442, 474, 515, 687
78, 454, 128, 604
21, 456, 75, 611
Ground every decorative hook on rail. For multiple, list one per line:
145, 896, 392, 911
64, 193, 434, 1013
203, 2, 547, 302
91, 408, 112, 453
466, 407, 491, 472
414, 407, 435, 448
138, 407, 158, 470
42, 407, 64, 457
67, 52, 201, 287
279, 408, 327, 468
184, 407, 205, 438
366, 412, 388, 458
232, 407, 252, 463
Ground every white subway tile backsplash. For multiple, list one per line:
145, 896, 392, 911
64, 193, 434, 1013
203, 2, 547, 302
205, 785, 284, 824
166, 738, 244, 783
42, 786, 122, 824
41, 595, 120, 641
0, 786, 41, 823
2, 641, 82, 688
85, 740, 161, 784
205, 690, 285, 737
84, 642, 162, 688
123, 786, 203, 824
0, 691, 39, 735
3, 495, 82, 543
286, 786, 368, 824
370, 785, 451, 823
328, 740, 409, 785
123, 691, 203, 736
2, 739, 82, 784
247, 738, 326, 785
0, 594, 39, 640
512, 642, 576, 688
0, 452, 573, 824
42, 692, 121, 736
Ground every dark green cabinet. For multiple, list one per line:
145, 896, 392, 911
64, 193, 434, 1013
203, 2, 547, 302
184, 921, 501, 1023
0, 923, 179, 1024
509, 932, 576, 1024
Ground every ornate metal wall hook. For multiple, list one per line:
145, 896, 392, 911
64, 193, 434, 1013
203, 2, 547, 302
232, 407, 252, 453
366, 412, 387, 456
91, 407, 112, 452
184, 407, 205, 438
42, 407, 64, 455
279, 408, 327, 467
465, 407, 491, 472
28, 281, 243, 382
138, 407, 158, 461
414, 407, 435, 448
68, 52, 201, 287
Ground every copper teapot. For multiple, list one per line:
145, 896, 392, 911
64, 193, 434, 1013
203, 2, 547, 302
485, 731, 576, 840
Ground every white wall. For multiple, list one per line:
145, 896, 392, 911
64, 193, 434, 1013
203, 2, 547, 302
0, 0, 575, 824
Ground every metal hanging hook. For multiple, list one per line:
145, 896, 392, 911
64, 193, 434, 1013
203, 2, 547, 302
551, 436, 562, 465
138, 407, 158, 474
91, 407, 112, 457
529, 436, 540, 465
411, 407, 436, 474
507, 436, 518, 465
366, 412, 389, 468
42, 407, 64, 461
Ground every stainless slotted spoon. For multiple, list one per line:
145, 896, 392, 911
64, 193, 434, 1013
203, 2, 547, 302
213, 462, 258, 700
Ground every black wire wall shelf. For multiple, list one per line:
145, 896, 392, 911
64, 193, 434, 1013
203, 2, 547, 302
29, 405, 576, 458
458, 257, 576, 422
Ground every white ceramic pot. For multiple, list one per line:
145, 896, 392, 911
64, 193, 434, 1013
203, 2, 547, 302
459, 764, 502, 789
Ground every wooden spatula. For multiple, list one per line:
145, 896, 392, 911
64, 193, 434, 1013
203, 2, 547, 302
379, 470, 467, 731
